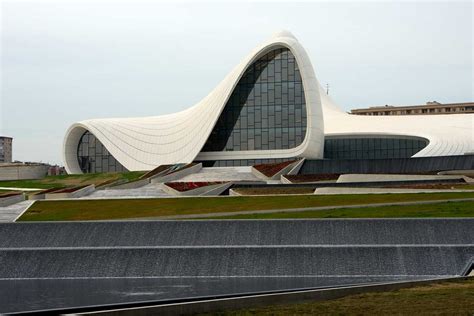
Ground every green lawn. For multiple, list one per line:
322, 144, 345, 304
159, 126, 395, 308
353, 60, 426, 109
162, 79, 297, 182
198, 278, 474, 315
200, 200, 474, 219
0, 171, 146, 189
18, 191, 474, 221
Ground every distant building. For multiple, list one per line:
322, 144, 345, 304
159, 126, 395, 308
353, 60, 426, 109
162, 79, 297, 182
0, 163, 49, 181
351, 101, 474, 116
48, 165, 66, 176
0, 136, 13, 163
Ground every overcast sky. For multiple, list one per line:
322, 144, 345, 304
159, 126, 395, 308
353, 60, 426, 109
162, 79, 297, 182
1, 0, 472, 165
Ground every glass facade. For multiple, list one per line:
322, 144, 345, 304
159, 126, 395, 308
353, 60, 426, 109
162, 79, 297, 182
201, 48, 307, 152
77, 131, 127, 173
323, 137, 428, 160
198, 137, 427, 167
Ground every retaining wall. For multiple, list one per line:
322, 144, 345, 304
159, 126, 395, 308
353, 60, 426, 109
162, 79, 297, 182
0, 194, 24, 207
337, 174, 466, 183
0, 164, 49, 181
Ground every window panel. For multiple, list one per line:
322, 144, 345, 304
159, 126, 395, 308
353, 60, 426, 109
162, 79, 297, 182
201, 48, 307, 152
323, 137, 428, 160
76, 131, 127, 173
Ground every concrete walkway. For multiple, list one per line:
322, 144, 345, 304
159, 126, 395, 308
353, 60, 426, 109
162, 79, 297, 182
0, 201, 35, 222
175, 166, 261, 182
130, 198, 474, 220
81, 183, 170, 199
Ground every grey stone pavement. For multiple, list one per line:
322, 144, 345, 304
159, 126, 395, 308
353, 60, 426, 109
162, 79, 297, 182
0, 201, 35, 222
82, 183, 170, 199
173, 166, 261, 182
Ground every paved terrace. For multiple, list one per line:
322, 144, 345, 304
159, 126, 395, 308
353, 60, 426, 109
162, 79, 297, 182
171, 166, 261, 182
83, 183, 169, 199
0, 201, 34, 222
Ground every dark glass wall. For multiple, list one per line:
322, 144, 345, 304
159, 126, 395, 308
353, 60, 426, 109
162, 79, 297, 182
77, 131, 127, 173
324, 137, 428, 160
196, 158, 294, 167
201, 48, 307, 152
301, 155, 473, 175
196, 137, 428, 167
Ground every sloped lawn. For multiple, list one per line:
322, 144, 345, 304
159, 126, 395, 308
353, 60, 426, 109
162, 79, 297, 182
18, 191, 474, 221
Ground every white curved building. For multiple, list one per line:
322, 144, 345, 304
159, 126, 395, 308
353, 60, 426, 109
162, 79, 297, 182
63, 31, 473, 174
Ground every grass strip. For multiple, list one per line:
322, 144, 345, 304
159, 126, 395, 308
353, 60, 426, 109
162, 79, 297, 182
198, 200, 474, 219
18, 192, 474, 221
0, 171, 146, 189
196, 278, 474, 315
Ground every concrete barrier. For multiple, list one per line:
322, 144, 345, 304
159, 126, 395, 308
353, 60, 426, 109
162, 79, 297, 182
252, 161, 299, 181
336, 174, 466, 183
150, 163, 202, 184
228, 189, 242, 196
203, 182, 233, 196
27, 192, 46, 200
108, 178, 150, 190
0, 164, 49, 181
287, 158, 305, 175
161, 182, 233, 196
44, 184, 95, 200
96, 179, 129, 190
0, 194, 24, 207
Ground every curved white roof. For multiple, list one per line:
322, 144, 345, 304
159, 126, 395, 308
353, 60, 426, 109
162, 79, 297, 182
63, 31, 473, 173
320, 87, 474, 157
63, 31, 324, 173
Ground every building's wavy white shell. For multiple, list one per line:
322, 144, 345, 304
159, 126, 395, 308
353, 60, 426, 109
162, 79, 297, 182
63, 31, 473, 173
63, 31, 324, 173
320, 85, 474, 158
